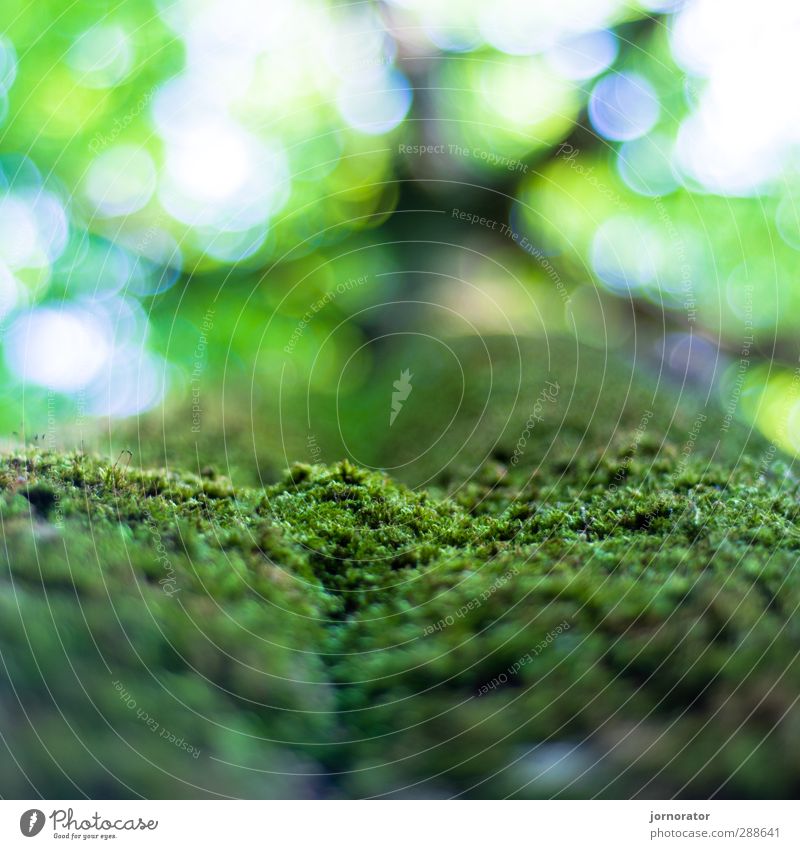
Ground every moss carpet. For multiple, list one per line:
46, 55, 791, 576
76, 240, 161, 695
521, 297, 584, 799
2, 338, 799, 799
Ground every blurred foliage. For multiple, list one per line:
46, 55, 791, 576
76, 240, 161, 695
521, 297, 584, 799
1, 0, 800, 459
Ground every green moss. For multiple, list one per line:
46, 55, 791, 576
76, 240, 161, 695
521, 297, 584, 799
2, 341, 799, 798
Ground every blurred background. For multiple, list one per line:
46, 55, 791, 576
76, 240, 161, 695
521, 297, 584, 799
1, 0, 797, 481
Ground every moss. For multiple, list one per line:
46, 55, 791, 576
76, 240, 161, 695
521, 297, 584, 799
2, 341, 799, 799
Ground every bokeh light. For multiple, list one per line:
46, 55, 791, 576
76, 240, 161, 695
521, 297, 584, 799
5, 307, 110, 392
546, 30, 619, 81
589, 72, 660, 141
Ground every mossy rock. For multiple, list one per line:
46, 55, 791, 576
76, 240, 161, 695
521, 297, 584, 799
2, 339, 799, 798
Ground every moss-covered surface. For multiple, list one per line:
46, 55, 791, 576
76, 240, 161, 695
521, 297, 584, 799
2, 339, 800, 799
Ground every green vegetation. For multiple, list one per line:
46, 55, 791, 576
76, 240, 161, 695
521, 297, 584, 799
2, 340, 799, 799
